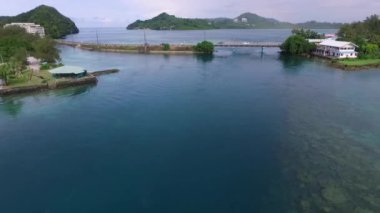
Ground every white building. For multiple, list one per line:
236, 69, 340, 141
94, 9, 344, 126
241, 18, 248, 23
4, 23, 45, 38
314, 40, 358, 59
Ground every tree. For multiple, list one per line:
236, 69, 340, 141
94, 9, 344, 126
292, 28, 323, 39
194, 41, 214, 54
360, 43, 380, 58
32, 38, 60, 63
0, 63, 11, 85
338, 15, 380, 47
281, 35, 316, 55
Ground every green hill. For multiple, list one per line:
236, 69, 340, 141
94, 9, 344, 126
127, 12, 341, 30
297, 21, 343, 29
0, 5, 79, 38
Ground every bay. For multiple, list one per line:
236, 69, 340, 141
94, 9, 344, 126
0, 29, 379, 213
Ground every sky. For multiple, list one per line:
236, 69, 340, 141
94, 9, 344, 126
0, 0, 379, 27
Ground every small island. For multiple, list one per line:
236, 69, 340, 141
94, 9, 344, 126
281, 15, 380, 70
0, 5, 79, 38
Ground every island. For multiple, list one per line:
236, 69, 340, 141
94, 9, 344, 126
127, 12, 342, 30
0, 5, 79, 38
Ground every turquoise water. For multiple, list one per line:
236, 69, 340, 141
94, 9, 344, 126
0, 31, 380, 212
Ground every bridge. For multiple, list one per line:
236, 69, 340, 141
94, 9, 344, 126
215, 41, 282, 48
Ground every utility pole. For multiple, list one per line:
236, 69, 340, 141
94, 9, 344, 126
143, 29, 148, 53
96, 30, 100, 48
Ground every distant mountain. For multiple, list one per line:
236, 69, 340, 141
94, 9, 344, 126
127, 13, 212, 30
0, 5, 79, 38
234, 12, 293, 28
127, 12, 341, 30
127, 12, 293, 30
296, 21, 343, 29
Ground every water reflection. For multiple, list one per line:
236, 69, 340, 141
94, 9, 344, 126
53, 85, 94, 97
0, 85, 94, 117
195, 54, 214, 63
0, 98, 24, 117
279, 54, 307, 71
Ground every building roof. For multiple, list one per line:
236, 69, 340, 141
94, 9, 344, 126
308, 39, 325, 43
319, 40, 358, 48
49, 66, 87, 75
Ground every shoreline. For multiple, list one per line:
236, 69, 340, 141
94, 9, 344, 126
56, 40, 199, 55
0, 69, 119, 96
309, 54, 380, 71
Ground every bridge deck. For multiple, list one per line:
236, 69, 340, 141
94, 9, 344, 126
57, 40, 283, 48
215, 41, 282, 48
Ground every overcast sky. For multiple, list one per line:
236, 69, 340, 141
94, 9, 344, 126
0, 0, 379, 27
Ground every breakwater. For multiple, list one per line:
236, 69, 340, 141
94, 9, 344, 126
0, 69, 120, 96
0, 75, 98, 96
56, 40, 195, 54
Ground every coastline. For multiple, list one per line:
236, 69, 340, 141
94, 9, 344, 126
56, 40, 199, 55
0, 69, 119, 96
308, 54, 380, 71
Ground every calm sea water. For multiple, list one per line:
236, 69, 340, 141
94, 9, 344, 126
64, 28, 337, 44
0, 29, 379, 212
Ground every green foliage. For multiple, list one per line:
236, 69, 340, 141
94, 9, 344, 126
296, 21, 343, 29
0, 27, 60, 85
194, 41, 215, 54
33, 38, 60, 63
0, 27, 60, 63
0, 64, 11, 84
126, 12, 343, 30
162, 43, 170, 51
360, 43, 379, 58
281, 35, 316, 55
338, 15, 380, 47
0, 5, 78, 38
40, 62, 63, 70
292, 28, 323, 39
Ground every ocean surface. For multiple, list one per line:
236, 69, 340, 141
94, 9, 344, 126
64, 28, 337, 45
0, 29, 379, 212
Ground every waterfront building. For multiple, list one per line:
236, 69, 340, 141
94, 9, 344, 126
313, 40, 358, 59
49, 66, 87, 78
4, 23, 45, 37
241, 18, 248, 23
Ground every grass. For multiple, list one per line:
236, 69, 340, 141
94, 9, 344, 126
338, 58, 380, 66
7, 70, 53, 87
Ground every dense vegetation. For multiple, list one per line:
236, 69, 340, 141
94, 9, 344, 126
0, 27, 60, 85
338, 15, 380, 59
127, 12, 342, 30
280, 29, 320, 55
291, 28, 323, 39
297, 21, 342, 29
281, 35, 316, 55
0, 5, 79, 39
194, 41, 215, 54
